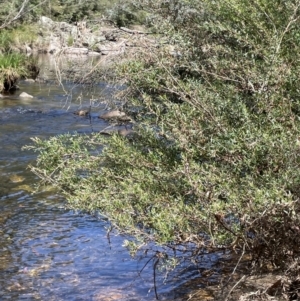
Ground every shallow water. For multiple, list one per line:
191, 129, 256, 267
0, 60, 214, 300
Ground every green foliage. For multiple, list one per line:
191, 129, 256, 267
0, 24, 37, 53
26, 0, 300, 274
0, 0, 42, 26
46, 0, 101, 22
106, 1, 148, 27
0, 0, 119, 26
0, 30, 13, 52
67, 35, 74, 47
0, 53, 28, 91
10, 24, 37, 45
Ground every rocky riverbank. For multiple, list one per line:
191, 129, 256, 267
15, 16, 158, 61
4, 16, 164, 86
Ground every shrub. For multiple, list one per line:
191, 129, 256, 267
0, 0, 119, 26
9, 24, 37, 47
26, 0, 300, 278
0, 30, 13, 52
0, 53, 27, 91
106, 1, 148, 27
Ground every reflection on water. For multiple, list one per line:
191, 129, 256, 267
0, 66, 214, 300
1, 203, 147, 300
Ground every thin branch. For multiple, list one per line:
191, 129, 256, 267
276, 1, 300, 54
224, 275, 246, 301
153, 257, 160, 300
0, 0, 48, 29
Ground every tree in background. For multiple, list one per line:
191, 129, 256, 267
42, 0, 102, 22
0, 0, 114, 27
0, 0, 31, 29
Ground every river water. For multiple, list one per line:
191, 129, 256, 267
0, 56, 217, 301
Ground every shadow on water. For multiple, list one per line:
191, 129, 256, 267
0, 55, 217, 301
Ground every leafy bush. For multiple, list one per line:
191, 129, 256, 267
0, 53, 27, 91
0, 0, 119, 26
45, 0, 101, 22
106, 1, 148, 27
9, 24, 37, 46
27, 0, 300, 277
0, 0, 42, 27
0, 30, 13, 52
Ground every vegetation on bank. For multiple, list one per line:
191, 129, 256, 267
0, 0, 141, 26
21, 0, 300, 299
0, 53, 28, 91
0, 51, 39, 92
0, 6, 38, 91
0, 0, 144, 91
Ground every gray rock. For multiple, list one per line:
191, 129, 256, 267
25, 45, 32, 53
34, 16, 131, 59
48, 44, 60, 54
105, 33, 118, 42
59, 21, 74, 32
62, 47, 88, 55
94, 44, 110, 54
39, 16, 54, 28
98, 36, 107, 42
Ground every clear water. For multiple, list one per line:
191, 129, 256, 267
0, 58, 215, 300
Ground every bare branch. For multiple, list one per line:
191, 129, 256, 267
0, 0, 49, 29
0, 0, 29, 29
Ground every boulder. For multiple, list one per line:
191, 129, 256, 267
38, 16, 54, 28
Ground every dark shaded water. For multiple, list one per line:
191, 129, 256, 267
0, 59, 216, 300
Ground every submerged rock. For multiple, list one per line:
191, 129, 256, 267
24, 79, 35, 83
99, 110, 131, 121
74, 109, 89, 116
19, 92, 33, 98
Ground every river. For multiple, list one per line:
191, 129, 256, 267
0, 56, 216, 301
